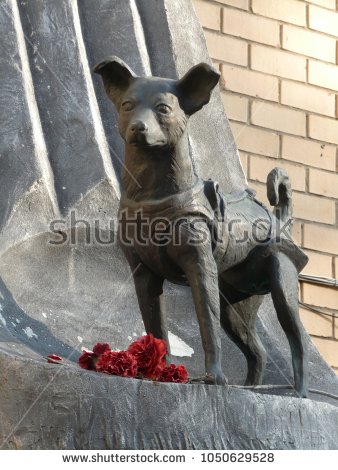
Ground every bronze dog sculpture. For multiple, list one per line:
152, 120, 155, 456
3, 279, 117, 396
94, 57, 309, 397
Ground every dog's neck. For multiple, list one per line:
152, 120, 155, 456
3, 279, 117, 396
121, 134, 198, 202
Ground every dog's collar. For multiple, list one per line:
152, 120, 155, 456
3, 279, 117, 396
119, 179, 209, 218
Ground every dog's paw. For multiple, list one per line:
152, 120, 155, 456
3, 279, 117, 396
295, 386, 309, 398
206, 371, 228, 386
190, 371, 228, 386
188, 376, 209, 384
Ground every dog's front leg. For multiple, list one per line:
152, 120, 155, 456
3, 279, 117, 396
132, 263, 168, 344
168, 220, 226, 385
124, 249, 168, 345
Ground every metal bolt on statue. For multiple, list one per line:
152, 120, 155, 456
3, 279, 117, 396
94, 57, 309, 397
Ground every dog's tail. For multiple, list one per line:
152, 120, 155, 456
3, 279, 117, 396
267, 167, 293, 234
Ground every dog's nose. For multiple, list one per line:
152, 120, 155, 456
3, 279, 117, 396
130, 121, 148, 134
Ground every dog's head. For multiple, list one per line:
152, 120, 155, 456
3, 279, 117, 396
94, 56, 220, 149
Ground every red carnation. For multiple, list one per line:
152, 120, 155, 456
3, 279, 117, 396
78, 350, 97, 370
95, 350, 138, 377
157, 364, 188, 383
78, 342, 111, 370
47, 354, 62, 364
93, 342, 110, 355
128, 334, 167, 379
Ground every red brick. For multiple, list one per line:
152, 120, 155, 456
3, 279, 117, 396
309, 60, 338, 92
252, 0, 306, 27
282, 25, 336, 63
204, 31, 248, 65
303, 284, 338, 310
308, 0, 336, 8
311, 337, 338, 367
221, 92, 248, 123
222, 64, 279, 101
309, 115, 338, 145
249, 155, 306, 192
281, 81, 336, 117
293, 192, 335, 224
251, 101, 306, 136
309, 5, 338, 37
222, 8, 280, 47
302, 250, 333, 278
292, 220, 302, 246
300, 307, 333, 338
282, 136, 336, 171
193, 0, 221, 31
230, 122, 279, 158
304, 224, 338, 255
251, 44, 306, 82
217, 0, 249, 9
309, 169, 338, 199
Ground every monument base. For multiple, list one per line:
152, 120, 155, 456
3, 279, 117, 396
0, 353, 337, 450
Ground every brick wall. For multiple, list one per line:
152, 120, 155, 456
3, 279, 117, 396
192, 0, 338, 374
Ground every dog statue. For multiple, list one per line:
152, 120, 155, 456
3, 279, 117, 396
94, 57, 309, 397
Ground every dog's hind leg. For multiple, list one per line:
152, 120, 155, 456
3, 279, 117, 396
219, 279, 266, 386
268, 252, 308, 398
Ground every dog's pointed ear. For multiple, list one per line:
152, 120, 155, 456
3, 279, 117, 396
176, 63, 220, 115
93, 56, 136, 107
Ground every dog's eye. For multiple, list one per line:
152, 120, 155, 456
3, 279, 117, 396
156, 104, 171, 115
121, 101, 135, 112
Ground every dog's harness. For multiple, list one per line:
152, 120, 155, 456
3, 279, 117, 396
119, 178, 271, 249
119, 178, 307, 274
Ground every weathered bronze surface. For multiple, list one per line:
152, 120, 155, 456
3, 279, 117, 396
95, 56, 309, 397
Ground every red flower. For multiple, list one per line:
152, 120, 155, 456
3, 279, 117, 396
95, 350, 138, 377
47, 354, 62, 363
78, 343, 111, 370
128, 334, 167, 379
93, 342, 110, 355
77, 337, 189, 382
78, 350, 97, 370
157, 364, 188, 383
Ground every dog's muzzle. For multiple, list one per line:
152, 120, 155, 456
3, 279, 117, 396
127, 120, 149, 145
130, 120, 148, 134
